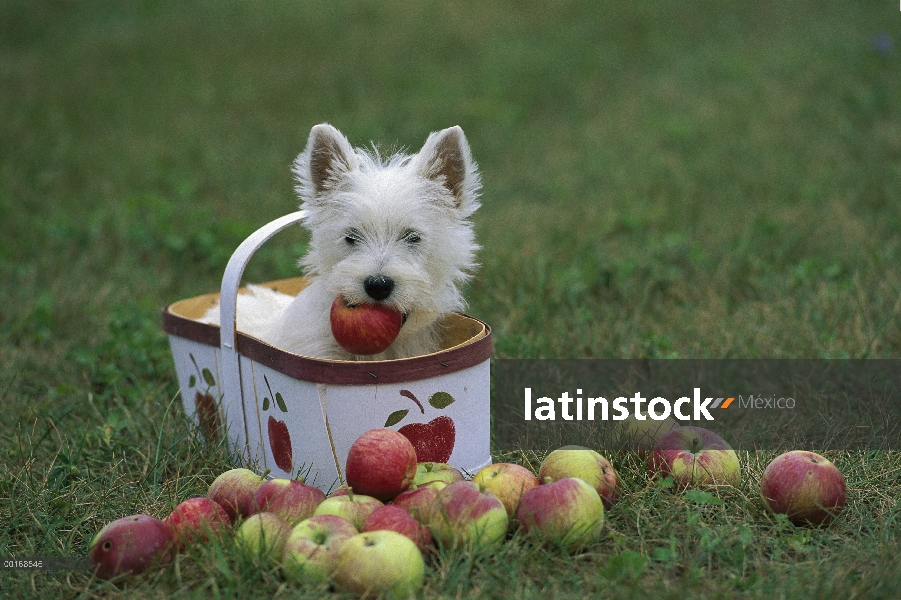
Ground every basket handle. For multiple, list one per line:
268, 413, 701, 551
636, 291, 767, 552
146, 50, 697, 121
219, 210, 307, 414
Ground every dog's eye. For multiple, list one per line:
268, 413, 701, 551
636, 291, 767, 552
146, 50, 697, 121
402, 230, 421, 245
345, 230, 362, 246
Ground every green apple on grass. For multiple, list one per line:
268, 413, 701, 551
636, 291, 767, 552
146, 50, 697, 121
471, 462, 539, 515
282, 514, 358, 585
410, 462, 464, 487
538, 446, 621, 510
428, 481, 509, 549
313, 488, 384, 531
235, 512, 293, 565
333, 530, 425, 599
515, 477, 605, 553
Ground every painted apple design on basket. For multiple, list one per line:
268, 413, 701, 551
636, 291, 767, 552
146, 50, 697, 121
386, 390, 456, 463
262, 374, 293, 473
188, 353, 222, 445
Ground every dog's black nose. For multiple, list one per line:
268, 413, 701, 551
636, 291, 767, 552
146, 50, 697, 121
364, 275, 394, 301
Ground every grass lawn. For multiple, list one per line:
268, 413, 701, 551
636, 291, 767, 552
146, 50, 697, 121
2, 0, 900, 597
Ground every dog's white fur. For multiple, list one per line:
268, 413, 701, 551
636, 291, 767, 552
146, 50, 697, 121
202, 123, 481, 360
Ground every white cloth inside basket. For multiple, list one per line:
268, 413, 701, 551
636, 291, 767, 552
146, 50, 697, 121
199, 284, 294, 341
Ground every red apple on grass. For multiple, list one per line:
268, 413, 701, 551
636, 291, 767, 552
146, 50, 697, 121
89, 514, 173, 579
760, 450, 847, 526
235, 512, 292, 564
428, 481, 509, 550
411, 462, 464, 488
649, 426, 741, 488
207, 467, 267, 522
516, 477, 606, 553
333, 531, 425, 599
345, 428, 418, 501
254, 478, 326, 526
538, 446, 621, 510
471, 463, 539, 515
363, 505, 432, 553
330, 294, 403, 355
390, 481, 446, 524
164, 497, 230, 551
282, 514, 358, 585
313, 489, 384, 530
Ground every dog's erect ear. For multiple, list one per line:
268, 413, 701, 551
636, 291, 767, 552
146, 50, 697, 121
415, 126, 481, 211
293, 123, 358, 202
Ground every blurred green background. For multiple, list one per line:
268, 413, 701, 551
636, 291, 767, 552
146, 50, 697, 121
1, 1, 900, 597
3, 0, 899, 363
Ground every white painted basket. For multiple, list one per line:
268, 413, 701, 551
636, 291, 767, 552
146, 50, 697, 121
162, 211, 493, 493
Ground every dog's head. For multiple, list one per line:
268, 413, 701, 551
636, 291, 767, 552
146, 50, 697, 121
291, 124, 481, 329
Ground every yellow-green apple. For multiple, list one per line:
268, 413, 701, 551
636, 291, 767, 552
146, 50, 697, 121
471, 463, 539, 515
235, 512, 292, 564
164, 497, 230, 551
88, 514, 173, 579
253, 478, 326, 526
345, 428, 417, 501
515, 477, 606, 553
330, 295, 403, 355
411, 462, 464, 488
207, 467, 267, 522
428, 481, 509, 549
538, 446, 621, 510
313, 489, 384, 530
281, 514, 358, 585
648, 426, 740, 488
760, 450, 847, 526
390, 480, 446, 524
363, 505, 432, 553
333, 531, 425, 599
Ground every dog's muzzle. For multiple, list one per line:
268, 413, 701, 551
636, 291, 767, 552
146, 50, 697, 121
364, 275, 394, 301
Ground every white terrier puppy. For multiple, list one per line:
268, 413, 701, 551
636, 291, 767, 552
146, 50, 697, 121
203, 123, 481, 360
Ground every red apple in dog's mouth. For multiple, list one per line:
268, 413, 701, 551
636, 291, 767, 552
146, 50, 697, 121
330, 295, 403, 355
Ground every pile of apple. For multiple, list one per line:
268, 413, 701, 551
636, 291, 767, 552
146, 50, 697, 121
88, 425, 847, 597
